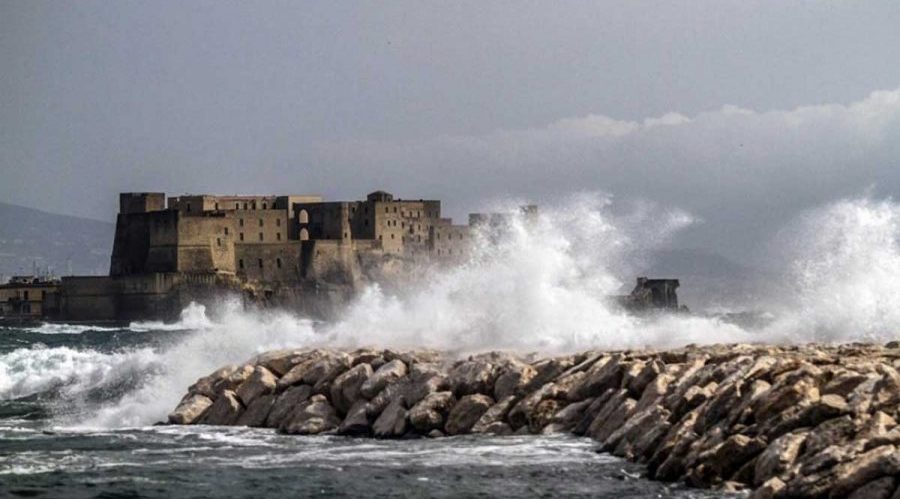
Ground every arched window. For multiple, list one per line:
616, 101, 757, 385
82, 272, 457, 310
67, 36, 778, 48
299, 210, 309, 224
300, 228, 309, 241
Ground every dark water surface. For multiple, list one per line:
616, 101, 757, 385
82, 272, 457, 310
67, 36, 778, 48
0, 322, 728, 498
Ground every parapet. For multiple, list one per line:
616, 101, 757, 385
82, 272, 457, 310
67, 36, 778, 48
119, 193, 166, 214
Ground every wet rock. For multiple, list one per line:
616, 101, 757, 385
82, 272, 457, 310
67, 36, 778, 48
265, 384, 312, 428
236, 394, 276, 427
847, 476, 896, 499
586, 393, 637, 443
360, 359, 407, 399
408, 391, 456, 432
482, 421, 513, 435
446, 394, 494, 435
251, 348, 306, 376
828, 445, 900, 498
448, 360, 495, 396
471, 395, 517, 434
567, 355, 624, 402
235, 366, 277, 406
168, 394, 213, 424
200, 390, 243, 425
338, 399, 372, 436
754, 431, 807, 486
373, 399, 408, 438
281, 395, 340, 435
493, 360, 537, 400
330, 363, 373, 414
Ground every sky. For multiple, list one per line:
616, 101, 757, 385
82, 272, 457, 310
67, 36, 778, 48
4, 1, 900, 263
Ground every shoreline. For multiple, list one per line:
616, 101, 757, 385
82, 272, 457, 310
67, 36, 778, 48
168, 343, 900, 498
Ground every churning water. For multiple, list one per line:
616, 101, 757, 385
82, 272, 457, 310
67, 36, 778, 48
2, 194, 899, 497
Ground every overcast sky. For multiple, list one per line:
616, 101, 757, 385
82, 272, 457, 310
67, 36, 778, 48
4, 1, 900, 262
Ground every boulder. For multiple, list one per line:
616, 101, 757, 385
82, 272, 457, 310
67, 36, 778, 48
338, 399, 372, 436
302, 354, 352, 394
471, 395, 517, 434
235, 366, 278, 406
847, 476, 896, 499
828, 445, 900, 498
586, 394, 637, 443
408, 391, 456, 432
567, 355, 624, 402
250, 348, 306, 376
360, 359, 407, 399
447, 360, 495, 396
200, 390, 243, 425
373, 399, 408, 438
281, 395, 340, 435
330, 363, 373, 414
754, 431, 807, 486
168, 394, 213, 424
493, 360, 537, 400
446, 394, 494, 435
265, 384, 313, 428
236, 394, 276, 427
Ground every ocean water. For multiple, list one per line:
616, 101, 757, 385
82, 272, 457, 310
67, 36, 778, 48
0, 324, 729, 499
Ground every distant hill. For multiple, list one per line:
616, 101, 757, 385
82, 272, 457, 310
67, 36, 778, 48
0, 202, 114, 280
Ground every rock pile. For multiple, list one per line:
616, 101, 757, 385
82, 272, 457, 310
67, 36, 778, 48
168, 343, 900, 498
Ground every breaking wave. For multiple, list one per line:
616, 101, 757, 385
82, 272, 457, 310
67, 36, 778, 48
3, 193, 900, 428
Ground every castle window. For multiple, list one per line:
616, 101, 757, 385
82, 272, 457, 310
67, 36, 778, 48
186, 203, 191, 213
258, 259, 263, 268
276, 233, 281, 241
259, 232, 264, 241
393, 207, 397, 213
239, 233, 244, 241
239, 219, 244, 227
259, 219, 264, 227
343, 232, 348, 238
276, 258, 282, 268
215, 203, 219, 210
391, 234, 395, 239
379, 235, 382, 241
235, 203, 239, 209
243, 203, 248, 210
216, 238, 221, 247
276, 218, 281, 227
385, 207, 389, 213
23, 291, 29, 301
239, 259, 244, 269
401, 222, 405, 228
364, 219, 369, 227
224, 227, 229, 235
263, 202, 267, 209
252, 202, 257, 209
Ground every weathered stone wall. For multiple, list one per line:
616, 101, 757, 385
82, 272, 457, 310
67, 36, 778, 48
169, 343, 900, 498
235, 242, 303, 283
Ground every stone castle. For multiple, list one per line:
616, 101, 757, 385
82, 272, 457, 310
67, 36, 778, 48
57, 190, 507, 320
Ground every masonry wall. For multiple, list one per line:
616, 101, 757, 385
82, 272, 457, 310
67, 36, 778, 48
235, 242, 302, 283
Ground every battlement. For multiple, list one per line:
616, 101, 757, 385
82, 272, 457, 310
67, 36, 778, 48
119, 193, 166, 214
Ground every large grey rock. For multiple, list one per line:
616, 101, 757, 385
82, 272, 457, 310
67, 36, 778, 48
408, 391, 456, 432
200, 390, 243, 425
330, 363, 373, 414
445, 394, 494, 435
250, 348, 307, 376
373, 399, 408, 438
493, 360, 537, 400
168, 394, 213, 424
754, 431, 807, 486
360, 359, 407, 399
338, 399, 372, 436
281, 395, 340, 435
235, 365, 277, 406
265, 385, 312, 428
236, 394, 276, 427
471, 395, 517, 434
448, 360, 495, 396
302, 354, 352, 394
567, 355, 624, 402
847, 476, 896, 499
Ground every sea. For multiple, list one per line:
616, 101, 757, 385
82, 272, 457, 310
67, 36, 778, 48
0, 319, 729, 499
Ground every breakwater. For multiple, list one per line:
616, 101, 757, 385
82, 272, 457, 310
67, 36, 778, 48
169, 343, 900, 498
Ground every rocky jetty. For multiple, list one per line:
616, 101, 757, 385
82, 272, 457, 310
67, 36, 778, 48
168, 343, 900, 498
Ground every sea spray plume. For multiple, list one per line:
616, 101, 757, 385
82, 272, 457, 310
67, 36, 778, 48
322, 193, 718, 352
74, 300, 318, 428
764, 197, 900, 342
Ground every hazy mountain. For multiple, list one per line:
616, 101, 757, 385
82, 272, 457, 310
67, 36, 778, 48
0, 202, 114, 280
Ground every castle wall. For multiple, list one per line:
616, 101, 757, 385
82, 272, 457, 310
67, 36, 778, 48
235, 242, 302, 283
59, 276, 118, 320
175, 213, 236, 273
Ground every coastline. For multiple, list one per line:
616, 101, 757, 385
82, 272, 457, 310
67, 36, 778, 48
168, 343, 900, 498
